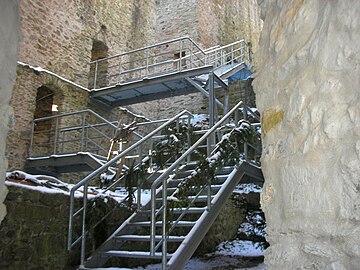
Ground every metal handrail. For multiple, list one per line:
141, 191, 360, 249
149, 101, 244, 267
89, 36, 205, 64
29, 109, 118, 157
89, 36, 252, 90
67, 109, 193, 266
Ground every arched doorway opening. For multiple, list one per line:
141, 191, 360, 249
89, 39, 109, 89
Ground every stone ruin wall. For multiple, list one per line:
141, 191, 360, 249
18, 0, 156, 86
130, 0, 263, 119
7, 0, 263, 170
254, 0, 360, 269
0, 0, 19, 224
7, 0, 157, 171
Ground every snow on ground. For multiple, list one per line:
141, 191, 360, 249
95, 239, 264, 270
5, 170, 154, 206
215, 240, 264, 257
233, 183, 262, 194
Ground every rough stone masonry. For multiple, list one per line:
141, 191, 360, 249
0, 0, 19, 224
255, 0, 360, 269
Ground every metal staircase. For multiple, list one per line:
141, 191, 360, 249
66, 101, 263, 270
25, 37, 262, 269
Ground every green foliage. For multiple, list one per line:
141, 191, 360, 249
123, 157, 150, 209
175, 120, 254, 202
152, 123, 191, 168
85, 196, 115, 249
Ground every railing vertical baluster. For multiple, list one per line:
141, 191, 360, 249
80, 112, 86, 152
53, 117, 59, 155
137, 145, 143, 210
243, 82, 248, 161
61, 130, 65, 154
145, 49, 149, 78
221, 49, 224, 66
68, 193, 75, 250
179, 39, 183, 72
231, 45, 234, 65
189, 41, 193, 69
93, 62, 98, 89
150, 187, 156, 256
208, 71, 215, 153
118, 56, 122, 83
162, 176, 168, 270
207, 179, 212, 210
240, 44, 243, 64
80, 183, 88, 266
187, 114, 191, 163
29, 120, 35, 157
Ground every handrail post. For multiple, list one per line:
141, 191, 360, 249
93, 62, 98, 89
68, 193, 75, 250
189, 42, 193, 69
240, 45, 243, 63
145, 48, 149, 78
118, 56, 122, 83
179, 40, 183, 72
187, 114, 191, 163
53, 117, 59, 155
80, 183, 88, 266
150, 187, 156, 256
137, 145, 143, 210
231, 45, 234, 65
221, 49, 224, 66
80, 112, 86, 152
207, 180, 211, 210
208, 71, 215, 153
29, 120, 35, 157
162, 176, 168, 269
243, 83, 248, 160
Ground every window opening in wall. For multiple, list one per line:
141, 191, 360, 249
174, 51, 186, 70
34, 86, 54, 132
89, 39, 109, 88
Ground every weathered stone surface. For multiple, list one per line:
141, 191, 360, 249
130, 0, 263, 119
254, 0, 360, 269
0, 0, 19, 224
0, 185, 133, 270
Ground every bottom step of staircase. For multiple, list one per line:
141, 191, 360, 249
102, 250, 172, 259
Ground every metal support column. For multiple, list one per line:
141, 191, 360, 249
243, 81, 248, 160
208, 71, 215, 154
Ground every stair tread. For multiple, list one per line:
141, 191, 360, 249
115, 235, 186, 242
102, 250, 172, 259
139, 207, 206, 214
130, 220, 196, 227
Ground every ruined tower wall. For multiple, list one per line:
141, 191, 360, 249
198, 0, 263, 51
7, 0, 157, 170
254, 1, 360, 269
130, 0, 263, 120
18, 0, 156, 86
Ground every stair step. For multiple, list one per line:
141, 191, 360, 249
102, 250, 172, 259
157, 195, 214, 203
130, 220, 196, 227
171, 207, 206, 214
166, 184, 222, 194
115, 235, 185, 242
139, 207, 206, 215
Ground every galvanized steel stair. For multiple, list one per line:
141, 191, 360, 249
81, 161, 263, 269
